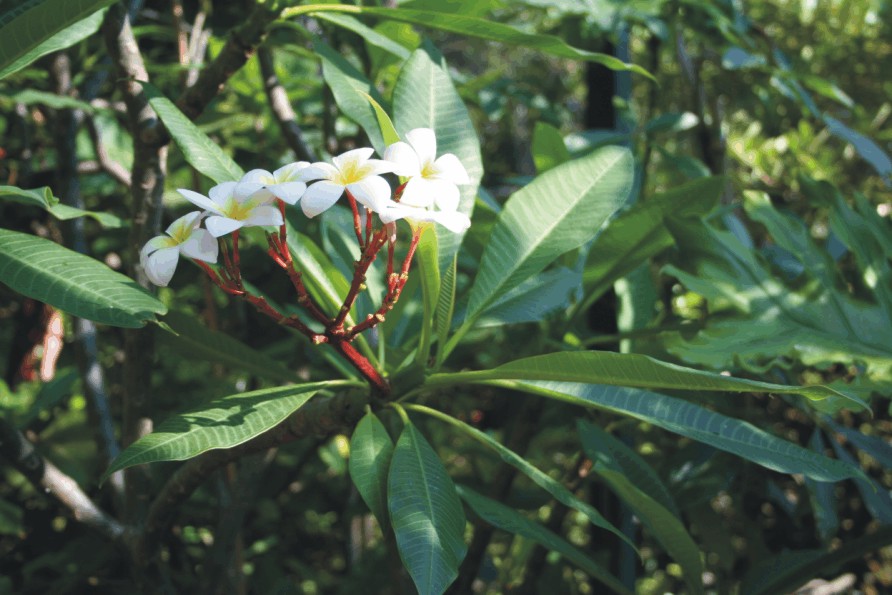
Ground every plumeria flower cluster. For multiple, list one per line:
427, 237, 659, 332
139, 128, 471, 392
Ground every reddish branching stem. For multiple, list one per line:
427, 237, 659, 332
345, 190, 364, 249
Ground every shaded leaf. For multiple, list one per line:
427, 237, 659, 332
531, 121, 570, 173
0, 228, 165, 328
349, 412, 395, 526
0, 185, 122, 228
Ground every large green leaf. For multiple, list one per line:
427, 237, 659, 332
283, 5, 652, 78
349, 412, 394, 526
387, 423, 466, 595
461, 147, 633, 332
156, 310, 298, 383
458, 486, 632, 595
0, 228, 165, 328
577, 420, 679, 518
314, 39, 388, 154
431, 350, 864, 408
595, 468, 704, 595
406, 404, 632, 547
103, 382, 352, 479
392, 46, 484, 269
141, 82, 244, 184
415, 223, 439, 366
0, 185, 122, 228
663, 188, 892, 400
499, 381, 862, 482
0, 0, 113, 80
314, 13, 411, 60
572, 176, 723, 320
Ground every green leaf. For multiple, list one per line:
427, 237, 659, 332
465, 267, 578, 328
141, 82, 244, 184
458, 486, 632, 595
828, 437, 892, 523
415, 223, 439, 366
437, 350, 865, 408
156, 310, 298, 383
315, 39, 387, 154
392, 46, 483, 268
803, 430, 838, 542
315, 12, 412, 60
531, 122, 570, 173
501, 381, 862, 482
3, 89, 97, 113
407, 405, 632, 548
349, 412, 395, 526
595, 468, 704, 595
573, 176, 723, 320
740, 527, 892, 595
362, 92, 401, 147
286, 6, 653, 79
0, 185, 122, 228
0, 0, 113, 80
824, 116, 892, 182
577, 419, 679, 518
388, 423, 466, 595
0, 228, 165, 328
434, 255, 457, 368
103, 382, 346, 479
463, 147, 633, 329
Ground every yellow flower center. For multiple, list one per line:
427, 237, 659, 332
420, 161, 437, 179
220, 197, 256, 221
334, 160, 373, 185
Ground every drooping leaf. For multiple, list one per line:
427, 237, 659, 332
595, 468, 704, 595
141, 82, 244, 184
388, 423, 466, 595
392, 46, 483, 269
315, 12, 412, 60
362, 92, 401, 147
824, 115, 892, 184
0, 0, 113, 80
531, 122, 570, 173
828, 437, 892, 523
285, 6, 653, 78
458, 486, 632, 595
803, 429, 839, 542
415, 223, 440, 366
156, 310, 298, 383
437, 350, 865, 408
0, 228, 165, 328
463, 146, 633, 330
349, 412, 395, 526
573, 176, 723, 320
577, 419, 679, 518
103, 382, 349, 479
0, 185, 122, 228
501, 381, 862, 482
407, 405, 632, 547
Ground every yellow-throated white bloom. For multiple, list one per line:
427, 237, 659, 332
140, 211, 218, 286
383, 128, 469, 212
241, 162, 310, 205
178, 181, 283, 237
300, 148, 395, 217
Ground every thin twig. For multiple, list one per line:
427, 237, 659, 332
85, 115, 132, 186
257, 46, 317, 162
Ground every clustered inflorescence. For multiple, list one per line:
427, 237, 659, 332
139, 128, 469, 390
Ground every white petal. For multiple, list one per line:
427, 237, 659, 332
300, 162, 337, 181
244, 205, 284, 228
430, 179, 461, 213
274, 162, 310, 182
377, 204, 413, 224
208, 181, 238, 204
432, 153, 470, 184
405, 128, 437, 166
268, 181, 307, 205
384, 141, 422, 177
241, 169, 274, 185
347, 176, 394, 213
429, 210, 471, 233
179, 229, 218, 263
301, 181, 344, 217
233, 181, 268, 202
332, 147, 375, 170
144, 246, 180, 287
205, 216, 244, 237
364, 158, 396, 177
141, 236, 173, 264
399, 176, 436, 208
178, 189, 221, 214
165, 211, 202, 238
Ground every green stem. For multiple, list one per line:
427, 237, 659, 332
390, 402, 410, 425
281, 4, 360, 19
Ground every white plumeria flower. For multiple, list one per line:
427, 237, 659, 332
379, 204, 471, 234
140, 211, 218, 287
300, 148, 395, 218
178, 180, 283, 237
383, 128, 470, 211
240, 162, 310, 205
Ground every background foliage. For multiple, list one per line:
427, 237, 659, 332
1, 0, 891, 593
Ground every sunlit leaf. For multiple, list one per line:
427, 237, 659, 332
0, 185, 122, 228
